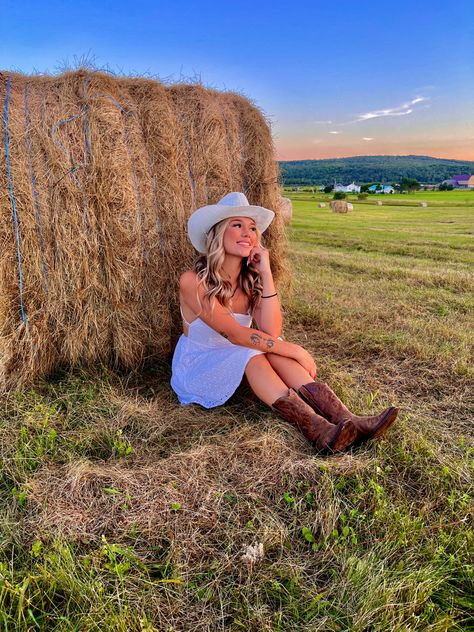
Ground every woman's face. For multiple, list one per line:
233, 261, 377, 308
222, 216, 258, 256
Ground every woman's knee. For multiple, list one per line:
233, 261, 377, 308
245, 353, 269, 374
244, 354, 289, 405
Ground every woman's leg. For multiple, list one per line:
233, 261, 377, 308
244, 355, 358, 452
265, 355, 399, 440
244, 354, 290, 406
299, 380, 399, 440
244, 354, 314, 406
266, 354, 314, 390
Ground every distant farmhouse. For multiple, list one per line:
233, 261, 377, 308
368, 184, 395, 194
442, 174, 472, 188
334, 182, 361, 193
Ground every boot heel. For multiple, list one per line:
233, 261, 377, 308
328, 419, 358, 452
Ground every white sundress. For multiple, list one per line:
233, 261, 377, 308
171, 311, 264, 408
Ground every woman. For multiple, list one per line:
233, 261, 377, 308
171, 192, 398, 452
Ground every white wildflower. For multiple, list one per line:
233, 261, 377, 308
241, 542, 264, 566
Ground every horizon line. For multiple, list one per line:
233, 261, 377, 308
277, 153, 474, 163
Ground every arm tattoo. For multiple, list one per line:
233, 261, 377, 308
219, 331, 229, 340
250, 333, 275, 350
250, 333, 262, 346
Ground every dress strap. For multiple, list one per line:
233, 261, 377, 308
179, 304, 192, 327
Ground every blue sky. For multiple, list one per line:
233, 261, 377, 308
1, 0, 473, 160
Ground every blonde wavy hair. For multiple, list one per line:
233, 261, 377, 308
193, 218, 263, 314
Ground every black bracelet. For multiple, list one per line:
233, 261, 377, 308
262, 292, 278, 299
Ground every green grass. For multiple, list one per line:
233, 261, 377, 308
0, 191, 473, 630
284, 188, 474, 206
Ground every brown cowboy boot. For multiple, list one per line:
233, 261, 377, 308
298, 381, 398, 442
272, 389, 357, 453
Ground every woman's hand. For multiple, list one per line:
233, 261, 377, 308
292, 344, 317, 379
247, 245, 271, 274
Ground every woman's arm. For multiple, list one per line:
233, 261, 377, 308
179, 271, 316, 378
248, 247, 283, 337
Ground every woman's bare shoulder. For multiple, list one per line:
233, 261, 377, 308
179, 270, 198, 288
179, 270, 200, 300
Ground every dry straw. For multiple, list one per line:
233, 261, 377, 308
278, 196, 292, 224
0, 70, 287, 388
330, 200, 352, 214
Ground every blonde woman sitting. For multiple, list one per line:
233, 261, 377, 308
171, 192, 398, 452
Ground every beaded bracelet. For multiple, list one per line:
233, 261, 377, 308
262, 292, 278, 299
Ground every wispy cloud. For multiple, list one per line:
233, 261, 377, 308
354, 96, 429, 122
314, 119, 333, 124
329, 130, 341, 134
362, 137, 374, 141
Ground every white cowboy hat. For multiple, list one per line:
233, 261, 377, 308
187, 192, 275, 253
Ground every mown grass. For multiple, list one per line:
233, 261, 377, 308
285, 189, 474, 207
0, 192, 473, 630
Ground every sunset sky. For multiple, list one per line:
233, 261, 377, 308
1, 0, 473, 161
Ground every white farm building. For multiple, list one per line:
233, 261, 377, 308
334, 182, 361, 193
368, 184, 395, 194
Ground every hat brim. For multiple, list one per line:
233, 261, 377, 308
187, 204, 275, 253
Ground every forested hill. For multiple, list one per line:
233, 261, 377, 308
279, 155, 474, 186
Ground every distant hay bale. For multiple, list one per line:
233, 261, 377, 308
318, 202, 326, 208
278, 196, 292, 224
419, 202, 428, 207
330, 200, 352, 213
0, 70, 286, 388
376, 200, 383, 206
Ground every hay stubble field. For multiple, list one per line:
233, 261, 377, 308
0, 191, 473, 630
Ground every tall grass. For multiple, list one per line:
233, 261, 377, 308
0, 192, 472, 630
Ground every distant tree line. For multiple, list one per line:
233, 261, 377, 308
279, 155, 474, 186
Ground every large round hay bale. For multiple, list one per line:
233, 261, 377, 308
318, 202, 326, 208
419, 201, 428, 207
376, 200, 383, 206
278, 196, 292, 224
330, 200, 352, 213
0, 69, 286, 388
